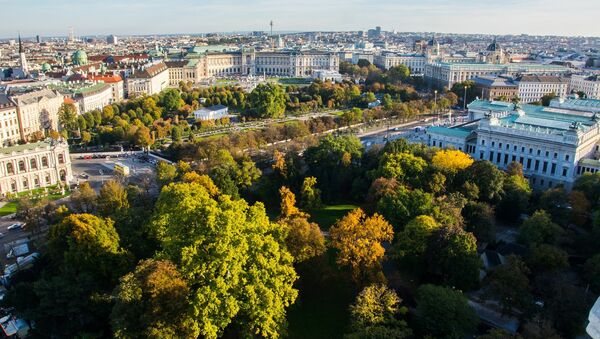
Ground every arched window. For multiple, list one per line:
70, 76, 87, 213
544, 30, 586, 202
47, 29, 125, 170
34, 176, 40, 188
45, 174, 51, 184
10, 181, 16, 192
22, 178, 28, 189
41, 157, 49, 168
58, 154, 64, 164
30, 158, 37, 170
6, 163, 14, 175
18, 160, 25, 172
59, 169, 66, 182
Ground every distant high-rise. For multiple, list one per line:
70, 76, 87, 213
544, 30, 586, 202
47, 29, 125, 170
68, 26, 74, 43
107, 34, 118, 45
36, 35, 40, 43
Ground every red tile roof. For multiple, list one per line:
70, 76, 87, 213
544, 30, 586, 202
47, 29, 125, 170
88, 74, 123, 83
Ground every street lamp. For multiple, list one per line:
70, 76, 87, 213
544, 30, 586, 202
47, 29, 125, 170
463, 85, 468, 111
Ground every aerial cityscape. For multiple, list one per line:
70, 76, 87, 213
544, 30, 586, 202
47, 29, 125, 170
0, 0, 599, 338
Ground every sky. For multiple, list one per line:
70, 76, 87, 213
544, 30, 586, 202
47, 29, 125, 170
2, 0, 600, 38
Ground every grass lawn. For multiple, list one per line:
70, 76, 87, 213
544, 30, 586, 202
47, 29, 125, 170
310, 204, 359, 230
0, 202, 18, 216
0, 191, 70, 217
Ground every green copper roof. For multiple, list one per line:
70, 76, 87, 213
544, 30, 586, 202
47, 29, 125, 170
427, 126, 472, 138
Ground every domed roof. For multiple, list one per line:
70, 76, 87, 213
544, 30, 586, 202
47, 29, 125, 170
487, 37, 501, 51
41, 63, 51, 72
72, 50, 88, 66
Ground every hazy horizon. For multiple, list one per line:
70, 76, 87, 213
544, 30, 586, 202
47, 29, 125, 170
2, 0, 600, 39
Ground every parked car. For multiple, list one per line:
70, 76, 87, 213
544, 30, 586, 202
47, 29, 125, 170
7, 223, 24, 231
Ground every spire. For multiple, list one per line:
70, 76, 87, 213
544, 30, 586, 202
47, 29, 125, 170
18, 33, 23, 54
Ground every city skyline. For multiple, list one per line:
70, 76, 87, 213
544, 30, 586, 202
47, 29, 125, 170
2, 0, 600, 38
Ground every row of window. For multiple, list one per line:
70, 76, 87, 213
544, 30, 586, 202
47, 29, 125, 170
5, 154, 64, 175
481, 139, 571, 162
483, 150, 569, 177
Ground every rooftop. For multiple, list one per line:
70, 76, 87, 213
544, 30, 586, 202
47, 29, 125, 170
0, 141, 54, 155
427, 126, 473, 138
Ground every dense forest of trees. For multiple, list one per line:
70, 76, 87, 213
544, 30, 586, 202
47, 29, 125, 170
5, 130, 599, 338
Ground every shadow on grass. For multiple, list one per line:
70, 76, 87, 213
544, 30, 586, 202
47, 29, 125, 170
287, 250, 357, 339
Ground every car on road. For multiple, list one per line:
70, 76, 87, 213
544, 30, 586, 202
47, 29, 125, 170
7, 223, 24, 231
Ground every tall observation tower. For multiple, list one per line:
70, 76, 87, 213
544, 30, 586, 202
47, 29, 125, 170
270, 20, 274, 36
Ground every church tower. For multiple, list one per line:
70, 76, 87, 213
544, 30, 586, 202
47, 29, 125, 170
18, 34, 29, 76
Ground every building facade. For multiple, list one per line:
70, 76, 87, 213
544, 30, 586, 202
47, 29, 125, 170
0, 96, 21, 146
10, 89, 63, 140
126, 62, 169, 97
516, 75, 569, 103
570, 75, 600, 99
166, 49, 339, 82
87, 74, 124, 102
473, 76, 519, 101
374, 53, 428, 74
425, 62, 571, 88
427, 99, 600, 190
0, 140, 72, 195
72, 83, 113, 113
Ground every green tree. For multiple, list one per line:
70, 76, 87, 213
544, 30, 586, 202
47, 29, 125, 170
150, 182, 298, 339
300, 176, 322, 211
102, 105, 115, 122
134, 125, 153, 149
528, 244, 569, 273
111, 259, 199, 339
462, 160, 505, 202
70, 181, 98, 213
58, 102, 79, 135
518, 210, 563, 246
156, 161, 178, 186
247, 83, 287, 119
48, 213, 128, 282
395, 215, 440, 263
426, 227, 481, 290
378, 152, 427, 187
416, 284, 478, 339
171, 125, 183, 142
304, 135, 363, 201
497, 174, 531, 221
377, 186, 436, 228
161, 88, 183, 112
462, 201, 495, 243
387, 65, 410, 83
485, 255, 532, 315
541, 92, 557, 106
347, 284, 411, 338
98, 180, 130, 217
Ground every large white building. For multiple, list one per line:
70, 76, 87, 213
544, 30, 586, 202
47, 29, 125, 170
126, 62, 169, 97
516, 75, 569, 103
10, 89, 63, 140
427, 99, 600, 190
374, 53, 428, 74
0, 96, 21, 146
425, 62, 571, 88
0, 140, 72, 195
165, 49, 339, 84
570, 75, 600, 99
87, 74, 125, 103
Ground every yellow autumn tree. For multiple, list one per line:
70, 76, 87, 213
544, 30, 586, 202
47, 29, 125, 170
181, 171, 220, 196
272, 150, 287, 178
432, 149, 474, 175
279, 186, 307, 219
329, 208, 394, 282
278, 186, 325, 262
